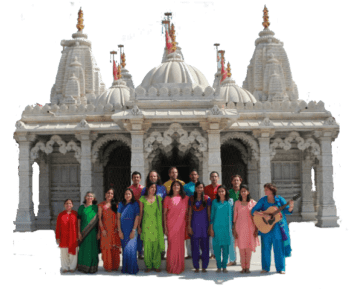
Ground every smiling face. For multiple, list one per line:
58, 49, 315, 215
149, 172, 158, 184
132, 174, 141, 185
217, 187, 226, 201
124, 190, 133, 203
210, 172, 219, 185
240, 188, 249, 202
169, 168, 178, 181
264, 187, 273, 197
85, 193, 95, 205
64, 200, 73, 212
190, 171, 199, 183
148, 184, 156, 196
105, 189, 114, 202
172, 181, 181, 194
231, 176, 242, 190
195, 184, 204, 198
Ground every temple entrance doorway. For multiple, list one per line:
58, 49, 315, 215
104, 143, 131, 202
151, 147, 199, 184
221, 142, 247, 189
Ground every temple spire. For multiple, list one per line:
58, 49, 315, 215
76, 7, 84, 32
262, 5, 270, 29
170, 23, 177, 53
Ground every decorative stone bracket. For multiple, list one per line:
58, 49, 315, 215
144, 123, 207, 158
270, 131, 320, 159
30, 134, 81, 162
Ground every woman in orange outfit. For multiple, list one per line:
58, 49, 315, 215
98, 188, 121, 272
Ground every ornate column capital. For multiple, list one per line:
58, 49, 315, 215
252, 129, 275, 138
75, 131, 98, 142
14, 132, 36, 144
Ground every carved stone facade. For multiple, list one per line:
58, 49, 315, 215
13, 9, 340, 231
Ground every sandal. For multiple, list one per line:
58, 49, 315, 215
145, 268, 152, 273
194, 269, 200, 273
155, 269, 161, 272
240, 269, 245, 274
202, 268, 207, 273
223, 268, 228, 273
216, 268, 221, 273
245, 269, 251, 274
261, 270, 268, 273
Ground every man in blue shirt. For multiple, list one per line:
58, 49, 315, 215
140, 170, 167, 199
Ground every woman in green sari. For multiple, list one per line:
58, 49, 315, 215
77, 192, 100, 273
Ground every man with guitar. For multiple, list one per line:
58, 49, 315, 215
251, 183, 298, 274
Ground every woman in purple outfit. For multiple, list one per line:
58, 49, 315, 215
187, 181, 212, 273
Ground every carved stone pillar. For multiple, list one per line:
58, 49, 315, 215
315, 135, 339, 227
14, 133, 37, 231
254, 130, 275, 198
247, 159, 259, 201
76, 132, 97, 203
202, 152, 209, 185
131, 130, 145, 184
93, 162, 104, 203
207, 129, 222, 184
300, 154, 317, 221
36, 156, 51, 229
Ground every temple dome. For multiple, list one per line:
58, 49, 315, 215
220, 77, 256, 103
95, 80, 130, 109
140, 52, 210, 90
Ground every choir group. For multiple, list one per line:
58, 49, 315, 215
55, 167, 294, 275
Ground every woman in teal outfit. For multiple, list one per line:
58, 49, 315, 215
209, 185, 234, 273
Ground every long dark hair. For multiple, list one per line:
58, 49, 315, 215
83, 191, 97, 205
216, 185, 230, 202
238, 184, 251, 202
146, 182, 157, 195
146, 170, 163, 186
104, 188, 118, 212
121, 188, 136, 206
193, 181, 206, 208
168, 181, 186, 199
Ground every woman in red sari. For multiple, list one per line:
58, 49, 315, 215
163, 181, 188, 274
98, 188, 121, 272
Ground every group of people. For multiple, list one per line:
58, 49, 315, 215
55, 167, 294, 275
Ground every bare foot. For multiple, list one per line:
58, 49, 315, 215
261, 270, 268, 273
194, 269, 199, 273
278, 271, 285, 274
62, 269, 68, 273
155, 269, 161, 272
245, 269, 251, 273
202, 268, 207, 273
210, 255, 215, 259
240, 269, 245, 273
145, 268, 152, 273
227, 261, 236, 266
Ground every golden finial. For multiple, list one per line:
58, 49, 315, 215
171, 23, 177, 53
76, 7, 84, 32
262, 5, 270, 29
117, 65, 122, 79
121, 53, 126, 68
227, 62, 231, 77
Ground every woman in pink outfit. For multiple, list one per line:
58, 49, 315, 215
233, 184, 259, 273
163, 181, 188, 274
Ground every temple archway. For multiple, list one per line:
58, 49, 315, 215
221, 141, 248, 188
103, 142, 131, 202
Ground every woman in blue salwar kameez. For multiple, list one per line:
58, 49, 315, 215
251, 183, 294, 274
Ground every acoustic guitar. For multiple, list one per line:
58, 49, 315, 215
253, 194, 301, 234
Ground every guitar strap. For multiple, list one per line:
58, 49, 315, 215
275, 196, 292, 257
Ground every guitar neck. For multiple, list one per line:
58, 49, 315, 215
271, 194, 300, 216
